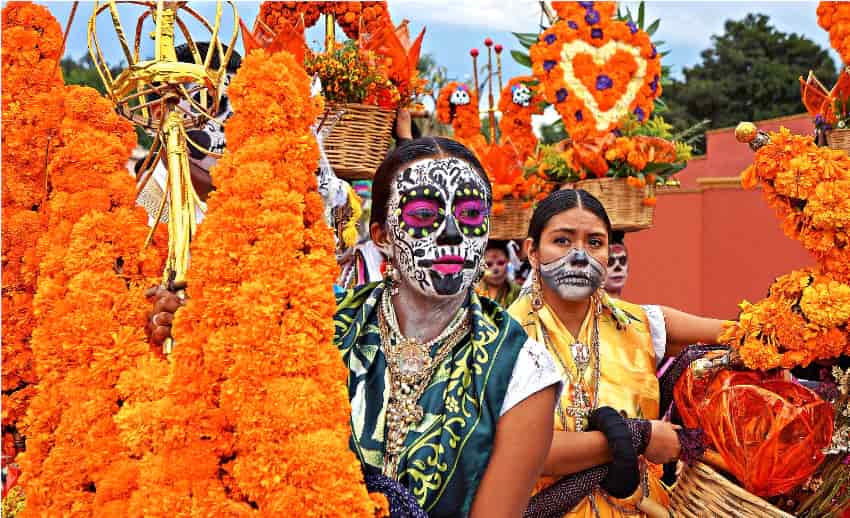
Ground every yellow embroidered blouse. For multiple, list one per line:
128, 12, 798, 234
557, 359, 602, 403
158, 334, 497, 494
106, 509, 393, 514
508, 293, 669, 518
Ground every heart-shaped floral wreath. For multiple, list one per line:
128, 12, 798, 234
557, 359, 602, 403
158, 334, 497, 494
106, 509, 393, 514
531, 5, 662, 135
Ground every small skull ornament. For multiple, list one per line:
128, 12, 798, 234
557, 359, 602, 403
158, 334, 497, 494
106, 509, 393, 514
450, 85, 471, 106
511, 83, 531, 107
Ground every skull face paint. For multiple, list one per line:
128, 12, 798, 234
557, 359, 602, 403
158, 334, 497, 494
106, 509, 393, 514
604, 243, 629, 294
449, 85, 471, 106
539, 248, 606, 301
385, 157, 490, 298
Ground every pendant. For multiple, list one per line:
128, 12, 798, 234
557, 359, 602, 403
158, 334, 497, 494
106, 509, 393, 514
395, 337, 431, 376
567, 385, 590, 432
571, 341, 590, 372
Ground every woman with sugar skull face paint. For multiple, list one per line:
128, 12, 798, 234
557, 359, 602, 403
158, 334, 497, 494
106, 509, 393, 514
335, 137, 563, 517
507, 189, 726, 518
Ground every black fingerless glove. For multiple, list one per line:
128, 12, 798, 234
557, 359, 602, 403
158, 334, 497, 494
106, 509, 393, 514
588, 407, 640, 499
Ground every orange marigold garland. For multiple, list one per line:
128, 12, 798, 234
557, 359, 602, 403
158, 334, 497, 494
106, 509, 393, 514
498, 76, 543, 161
740, 128, 850, 282
17, 81, 166, 515
258, 1, 390, 40
818, 1, 850, 65
719, 269, 850, 371
437, 81, 486, 148
530, 8, 662, 135
1, 0, 65, 456
111, 49, 385, 515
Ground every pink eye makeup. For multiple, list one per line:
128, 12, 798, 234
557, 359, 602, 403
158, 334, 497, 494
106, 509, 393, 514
396, 186, 446, 238
452, 183, 490, 237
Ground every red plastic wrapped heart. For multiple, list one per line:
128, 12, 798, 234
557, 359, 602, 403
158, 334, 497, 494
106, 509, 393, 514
675, 369, 834, 497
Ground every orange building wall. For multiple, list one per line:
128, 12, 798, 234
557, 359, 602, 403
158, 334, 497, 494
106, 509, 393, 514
619, 114, 815, 319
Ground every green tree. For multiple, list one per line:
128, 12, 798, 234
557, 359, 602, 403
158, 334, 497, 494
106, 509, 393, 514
417, 53, 453, 136
664, 14, 838, 153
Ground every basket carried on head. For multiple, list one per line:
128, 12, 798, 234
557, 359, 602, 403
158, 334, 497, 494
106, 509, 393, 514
670, 461, 795, 518
489, 197, 533, 240
570, 177, 655, 232
827, 128, 850, 154
318, 103, 395, 180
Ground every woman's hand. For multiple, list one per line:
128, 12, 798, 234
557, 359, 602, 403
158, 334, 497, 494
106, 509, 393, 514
144, 282, 186, 346
645, 420, 681, 465
395, 108, 413, 141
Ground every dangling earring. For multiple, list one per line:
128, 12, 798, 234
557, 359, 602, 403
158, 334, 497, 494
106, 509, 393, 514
531, 269, 544, 311
384, 262, 400, 296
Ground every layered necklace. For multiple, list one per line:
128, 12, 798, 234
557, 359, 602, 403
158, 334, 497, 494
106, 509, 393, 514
378, 286, 470, 479
535, 297, 601, 433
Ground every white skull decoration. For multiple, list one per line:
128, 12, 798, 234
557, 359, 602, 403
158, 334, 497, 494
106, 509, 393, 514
511, 83, 532, 107
449, 85, 471, 106
180, 72, 235, 172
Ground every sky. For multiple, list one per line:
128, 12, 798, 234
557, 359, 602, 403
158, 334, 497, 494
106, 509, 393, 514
43, 0, 840, 122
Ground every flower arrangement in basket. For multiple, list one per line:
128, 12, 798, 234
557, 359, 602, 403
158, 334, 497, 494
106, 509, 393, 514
250, 2, 426, 179
509, 1, 704, 232
664, 117, 850, 517
436, 39, 557, 239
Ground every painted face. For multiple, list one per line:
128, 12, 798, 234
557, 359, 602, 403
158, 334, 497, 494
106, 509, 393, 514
180, 72, 235, 172
483, 248, 508, 286
540, 248, 606, 301
605, 243, 629, 293
511, 84, 532, 107
384, 157, 491, 298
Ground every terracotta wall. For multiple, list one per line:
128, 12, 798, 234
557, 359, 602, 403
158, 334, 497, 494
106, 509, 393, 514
619, 114, 815, 319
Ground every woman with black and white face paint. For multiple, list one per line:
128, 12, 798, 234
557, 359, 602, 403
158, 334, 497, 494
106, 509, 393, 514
334, 137, 562, 517
508, 189, 726, 517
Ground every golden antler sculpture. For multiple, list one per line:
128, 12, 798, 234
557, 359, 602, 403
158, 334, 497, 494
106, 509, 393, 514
88, 0, 238, 352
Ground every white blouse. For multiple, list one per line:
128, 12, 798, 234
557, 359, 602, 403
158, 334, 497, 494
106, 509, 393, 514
499, 337, 564, 416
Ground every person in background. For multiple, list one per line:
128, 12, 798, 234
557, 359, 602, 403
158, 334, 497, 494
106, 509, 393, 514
476, 240, 522, 308
604, 231, 628, 298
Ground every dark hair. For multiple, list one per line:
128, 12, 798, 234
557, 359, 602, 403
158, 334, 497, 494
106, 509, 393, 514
174, 42, 242, 72
485, 239, 510, 256
370, 137, 491, 227
527, 188, 612, 246
611, 230, 626, 247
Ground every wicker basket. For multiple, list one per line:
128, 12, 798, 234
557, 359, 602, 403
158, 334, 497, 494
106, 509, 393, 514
570, 177, 655, 232
318, 103, 395, 180
490, 197, 533, 240
670, 461, 795, 518
827, 128, 850, 154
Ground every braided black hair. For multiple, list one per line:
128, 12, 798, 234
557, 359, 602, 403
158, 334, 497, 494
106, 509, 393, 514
370, 137, 491, 228
527, 188, 612, 247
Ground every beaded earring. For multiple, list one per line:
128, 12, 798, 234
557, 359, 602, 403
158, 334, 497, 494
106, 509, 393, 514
384, 262, 401, 296
531, 269, 544, 311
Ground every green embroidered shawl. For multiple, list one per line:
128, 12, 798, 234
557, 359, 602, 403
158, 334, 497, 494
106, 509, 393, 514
334, 281, 526, 517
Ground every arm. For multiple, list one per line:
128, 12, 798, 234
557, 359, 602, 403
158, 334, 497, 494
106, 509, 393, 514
469, 385, 557, 518
543, 431, 611, 476
659, 305, 727, 358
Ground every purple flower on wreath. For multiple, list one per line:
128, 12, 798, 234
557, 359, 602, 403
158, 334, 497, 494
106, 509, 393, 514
585, 9, 600, 25
649, 75, 659, 93
568, 21, 579, 30
596, 75, 613, 91
612, 128, 622, 137
591, 28, 603, 39
544, 60, 557, 72
634, 107, 645, 122
579, 1, 594, 8
556, 88, 568, 103
544, 33, 557, 45
650, 45, 658, 59
627, 21, 638, 34
575, 110, 583, 121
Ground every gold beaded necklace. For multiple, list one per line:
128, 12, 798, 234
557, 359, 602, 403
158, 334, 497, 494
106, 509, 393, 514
378, 287, 470, 479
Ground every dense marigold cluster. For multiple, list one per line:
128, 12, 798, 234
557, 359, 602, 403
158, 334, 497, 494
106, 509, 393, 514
498, 76, 543, 161
720, 269, 850, 370
741, 128, 850, 281
1, 1, 66, 456
818, 1, 850, 65
258, 1, 390, 40
530, 2, 662, 135
16, 83, 165, 517
108, 49, 386, 515
436, 81, 485, 146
